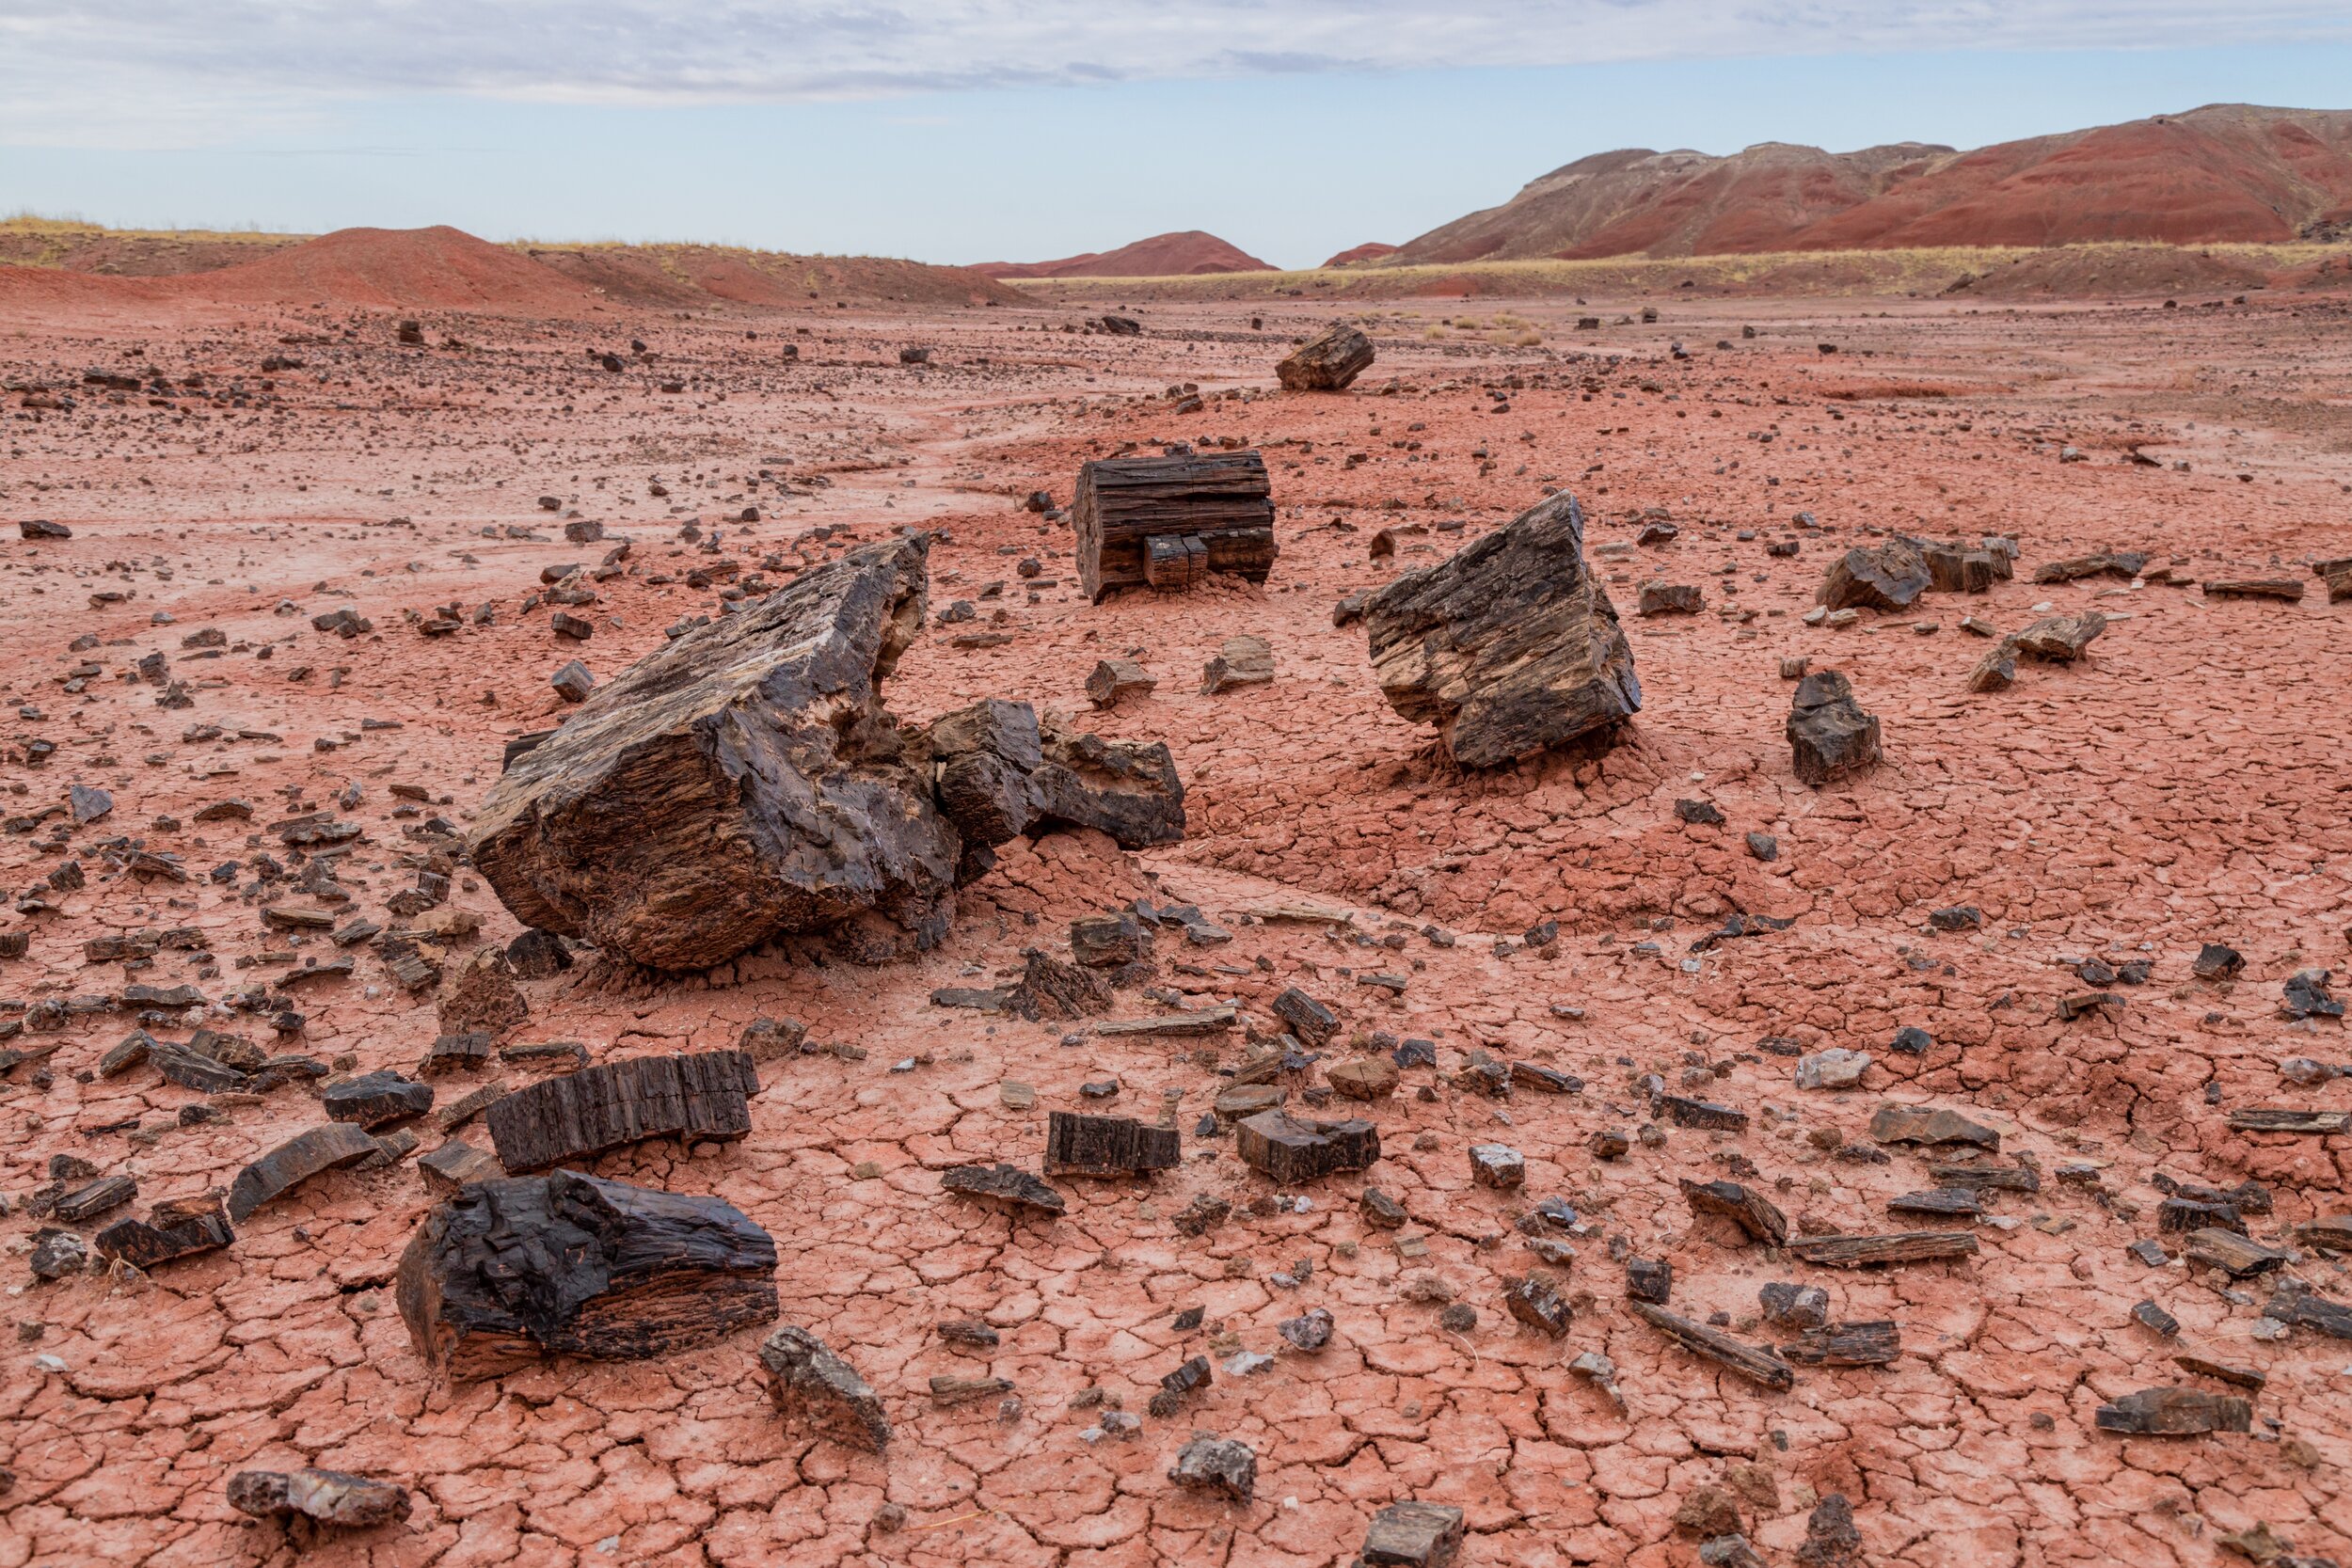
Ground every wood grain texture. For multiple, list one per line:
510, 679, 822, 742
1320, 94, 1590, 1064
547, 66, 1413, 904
1073, 452, 1276, 601
485, 1050, 758, 1172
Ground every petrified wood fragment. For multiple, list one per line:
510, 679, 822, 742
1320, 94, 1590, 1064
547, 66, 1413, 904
469, 537, 960, 970
228, 1467, 412, 1528
419, 1139, 502, 1196
484, 1051, 756, 1172
52, 1175, 136, 1224
229, 1124, 380, 1222
1364, 490, 1640, 768
1168, 1434, 1257, 1501
1362, 1500, 1466, 1568
1661, 1096, 1748, 1131
1629, 1301, 1795, 1391
1787, 1232, 1979, 1267
929, 1373, 1015, 1404
761, 1324, 890, 1451
397, 1169, 779, 1379
1235, 1110, 1379, 1182
1870, 1103, 2000, 1150
94, 1194, 233, 1268
942, 1163, 1066, 1214
437, 949, 527, 1036
2265, 1288, 2352, 1340
1887, 1187, 1982, 1218
1277, 322, 1375, 391
2202, 578, 2304, 603
2011, 610, 2106, 661
926, 697, 1041, 854
1818, 538, 1930, 610
1271, 986, 1339, 1046
2184, 1227, 2289, 1277
324, 1069, 436, 1129
1044, 1112, 1180, 1177
1073, 451, 1277, 601
2227, 1108, 2350, 1134
1681, 1178, 1788, 1245
1085, 657, 1157, 709
1504, 1274, 1572, 1336
2094, 1387, 2250, 1435
1009, 949, 1113, 1021
1027, 718, 1186, 847
1787, 671, 1881, 786
1779, 1321, 1900, 1366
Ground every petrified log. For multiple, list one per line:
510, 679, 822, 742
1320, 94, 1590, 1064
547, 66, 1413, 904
942, 1163, 1066, 1214
229, 1124, 380, 1222
1819, 538, 1930, 610
2227, 1108, 2350, 1134
396, 1169, 779, 1379
1277, 322, 1375, 391
1779, 1321, 1900, 1366
2093, 1386, 2250, 1435
1681, 1179, 1788, 1245
469, 536, 961, 970
1235, 1110, 1379, 1182
1362, 1500, 1466, 1568
2183, 1227, 2289, 1277
324, 1069, 436, 1129
1629, 1301, 1795, 1390
228, 1467, 412, 1528
2012, 610, 2106, 662
1073, 451, 1277, 601
94, 1195, 233, 1269
1923, 542, 2002, 594
1787, 671, 1881, 787
761, 1324, 890, 1451
1044, 1112, 1180, 1176
2202, 578, 2304, 602
1787, 1231, 1979, 1267
1870, 1103, 2000, 1150
1363, 490, 1640, 768
1027, 717, 1186, 847
484, 1051, 757, 1172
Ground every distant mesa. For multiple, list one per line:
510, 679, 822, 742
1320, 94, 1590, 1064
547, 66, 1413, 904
974, 230, 1274, 278
1322, 243, 1398, 268
1388, 104, 2352, 263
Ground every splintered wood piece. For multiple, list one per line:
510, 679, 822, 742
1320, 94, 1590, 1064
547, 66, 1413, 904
941, 1163, 1067, 1214
1778, 1321, 1900, 1366
2263, 1291, 2352, 1340
1887, 1187, 1983, 1218
1929, 1162, 2041, 1193
94, 1196, 233, 1269
1869, 1103, 2001, 1150
1044, 1112, 1180, 1177
762, 1325, 890, 1451
228, 1124, 381, 1222
2228, 1108, 2351, 1134
1660, 1096, 1749, 1132
2174, 1354, 2265, 1391
929, 1374, 1015, 1405
1787, 1231, 1979, 1267
1680, 1178, 1788, 1245
418, 1140, 502, 1196
1629, 1300, 1795, 1391
396, 1169, 778, 1380
1361, 1500, 1466, 1568
1073, 451, 1277, 601
2184, 1227, 2289, 1277
484, 1050, 756, 1172
2294, 1214, 2352, 1253
2093, 1386, 2251, 1435
1234, 1110, 1380, 1183
1095, 1006, 1236, 1037
52, 1175, 138, 1224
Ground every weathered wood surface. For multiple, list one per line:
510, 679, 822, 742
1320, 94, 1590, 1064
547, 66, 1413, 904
1870, 1103, 2001, 1149
323, 1069, 436, 1128
2183, 1227, 2288, 1277
2227, 1108, 2350, 1134
1629, 1301, 1796, 1391
941, 1163, 1066, 1214
1819, 538, 1930, 610
1073, 451, 1276, 601
761, 1324, 890, 1451
1276, 322, 1375, 391
418, 1139, 502, 1196
1025, 718, 1187, 848
1787, 1231, 1979, 1267
396, 1169, 779, 1380
1779, 1321, 1901, 1366
2093, 1386, 2250, 1435
1788, 670, 1882, 787
1044, 1112, 1181, 1177
1235, 1110, 1379, 1182
1363, 491, 1640, 768
484, 1050, 757, 1172
95, 1195, 234, 1269
229, 1123, 380, 1222
469, 536, 960, 970
1680, 1178, 1788, 1245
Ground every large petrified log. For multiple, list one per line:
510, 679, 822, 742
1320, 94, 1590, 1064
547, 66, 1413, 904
396, 1169, 779, 1379
1073, 451, 1277, 602
469, 536, 958, 970
484, 1051, 758, 1172
1277, 322, 1375, 391
1363, 491, 1641, 768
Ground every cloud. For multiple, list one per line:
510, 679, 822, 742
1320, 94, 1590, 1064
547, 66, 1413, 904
5, 0, 2348, 145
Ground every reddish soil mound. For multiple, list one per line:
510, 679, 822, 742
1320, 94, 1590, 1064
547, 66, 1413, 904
977, 230, 1273, 278
525, 245, 1022, 308
1390, 103, 2352, 261
1322, 242, 1399, 267
182, 226, 599, 312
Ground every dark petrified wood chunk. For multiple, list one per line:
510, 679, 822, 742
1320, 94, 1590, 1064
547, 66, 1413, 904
1009, 949, 1114, 1021
1759, 1282, 1829, 1330
2228, 1107, 2351, 1134
1680, 1179, 1788, 1245
1277, 322, 1375, 391
1234, 1110, 1379, 1182
484, 1050, 756, 1172
1787, 1231, 1979, 1267
1271, 986, 1339, 1047
1504, 1274, 1573, 1337
2157, 1197, 2244, 1234
324, 1069, 436, 1129
2093, 1386, 2250, 1435
1044, 1112, 1180, 1177
227, 1467, 412, 1528
1869, 1103, 2000, 1150
926, 697, 1041, 852
1160, 1354, 1213, 1397
1073, 451, 1277, 601
94, 1194, 233, 1268
469, 537, 960, 970
1361, 1500, 1466, 1568
1070, 912, 1150, 968
942, 1163, 1066, 1214
229, 1124, 381, 1222
1363, 491, 1639, 769
52, 1174, 137, 1224
2264, 1288, 2352, 1340
2201, 578, 2303, 602
396, 1169, 779, 1379
761, 1323, 890, 1451
2192, 942, 2245, 980
1928, 1162, 2040, 1193
1629, 1300, 1795, 1390
2011, 611, 2106, 661
1168, 1434, 1257, 1502
1887, 1187, 1982, 1218
1626, 1258, 1674, 1303
1025, 718, 1187, 848
1818, 538, 1929, 610
2294, 1214, 2352, 1253
1779, 1321, 1900, 1366
420, 1031, 492, 1077
2183, 1227, 2289, 1277
1787, 671, 1882, 787
929, 1374, 1015, 1405
1661, 1096, 1749, 1132
418, 1139, 502, 1196
2173, 1354, 2265, 1390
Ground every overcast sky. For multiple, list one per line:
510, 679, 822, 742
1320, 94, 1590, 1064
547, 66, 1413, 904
3, 2, 2348, 267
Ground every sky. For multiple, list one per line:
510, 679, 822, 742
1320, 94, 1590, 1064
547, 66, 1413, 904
2, 2, 2349, 269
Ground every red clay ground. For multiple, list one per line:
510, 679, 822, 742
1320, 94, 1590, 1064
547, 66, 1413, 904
2, 277, 2350, 1568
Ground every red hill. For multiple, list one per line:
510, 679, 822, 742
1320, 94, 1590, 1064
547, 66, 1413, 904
976, 230, 1273, 278
1323, 242, 1399, 267
1390, 104, 2352, 262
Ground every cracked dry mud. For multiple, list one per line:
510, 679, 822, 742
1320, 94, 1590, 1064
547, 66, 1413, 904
2, 285, 2349, 1568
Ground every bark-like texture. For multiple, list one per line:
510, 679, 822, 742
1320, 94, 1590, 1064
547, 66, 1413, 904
1277, 323, 1375, 391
